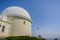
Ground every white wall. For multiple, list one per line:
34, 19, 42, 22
0, 21, 11, 37
0, 16, 32, 38
10, 18, 32, 36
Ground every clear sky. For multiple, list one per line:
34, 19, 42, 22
0, 0, 60, 39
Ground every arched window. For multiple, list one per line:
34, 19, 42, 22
2, 15, 8, 21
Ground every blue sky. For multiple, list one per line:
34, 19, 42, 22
0, 0, 60, 39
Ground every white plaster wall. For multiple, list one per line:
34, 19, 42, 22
0, 21, 11, 37
10, 18, 32, 36
0, 16, 32, 37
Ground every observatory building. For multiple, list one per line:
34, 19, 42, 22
0, 6, 32, 38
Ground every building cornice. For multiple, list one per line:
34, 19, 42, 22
8, 15, 32, 23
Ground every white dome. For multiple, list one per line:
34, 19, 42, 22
1, 6, 31, 20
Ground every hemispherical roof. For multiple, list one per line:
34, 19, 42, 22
1, 6, 31, 20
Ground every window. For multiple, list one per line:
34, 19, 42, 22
0, 24, 1, 27
24, 21, 25, 24
2, 26, 5, 32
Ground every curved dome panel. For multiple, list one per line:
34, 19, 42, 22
1, 6, 31, 20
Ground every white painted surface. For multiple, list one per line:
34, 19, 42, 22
2, 6, 31, 20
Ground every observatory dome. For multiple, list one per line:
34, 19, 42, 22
0, 6, 32, 37
1, 6, 31, 21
